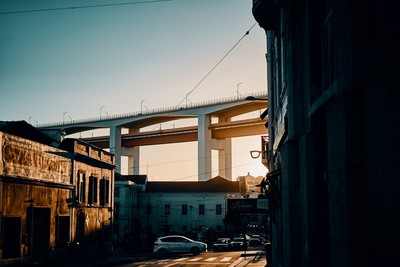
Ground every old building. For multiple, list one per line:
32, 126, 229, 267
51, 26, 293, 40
137, 176, 242, 240
0, 121, 115, 264
252, 0, 400, 266
112, 173, 271, 250
113, 173, 146, 248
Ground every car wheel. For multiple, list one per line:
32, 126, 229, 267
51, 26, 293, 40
158, 248, 167, 258
191, 247, 200, 255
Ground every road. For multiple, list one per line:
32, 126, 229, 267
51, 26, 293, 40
116, 250, 248, 267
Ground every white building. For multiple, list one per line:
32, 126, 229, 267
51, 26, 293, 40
113, 174, 269, 249
137, 176, 242, 238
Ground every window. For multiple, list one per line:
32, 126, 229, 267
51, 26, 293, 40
88, 175, 98, 204
216, 204, 222, 215
320, 0, 335, 90
164, 204, 170, 215
182, 204, 187, 215
77, 171, 86, 203
310, 0, 336, 101
199, 204, 205, 215
100, 178, 110, 206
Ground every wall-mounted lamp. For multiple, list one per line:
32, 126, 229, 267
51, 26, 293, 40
245, 96, 268, 101
245, 95, 268, 122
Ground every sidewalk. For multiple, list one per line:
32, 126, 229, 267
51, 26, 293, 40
1, 248, 267, 267
64, 248, 267, 267
229, 250, 267, 267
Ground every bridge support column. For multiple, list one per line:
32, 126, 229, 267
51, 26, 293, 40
212, 138, 232, 180
123, 147, 140, 175
216, 117, 232, 180
110, 126, 122, 173
198, 114, 212, 181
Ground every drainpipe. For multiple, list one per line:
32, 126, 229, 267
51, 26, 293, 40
69, 157, 75, 250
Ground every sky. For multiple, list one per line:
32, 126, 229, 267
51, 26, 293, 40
0, 0, 268, 181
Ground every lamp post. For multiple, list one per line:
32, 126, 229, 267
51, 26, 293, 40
63, 112, 68, 125
245, 96, 268, 120
100, 106, 105, 119
245, 96, 267, 101
185, 93, 192, 108
237, 82, 243, 98
141, 100, 146, 114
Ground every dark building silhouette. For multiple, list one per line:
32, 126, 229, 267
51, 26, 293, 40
252, 0, 399, 266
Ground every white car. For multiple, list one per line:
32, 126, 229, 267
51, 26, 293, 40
153, 235, 207, 257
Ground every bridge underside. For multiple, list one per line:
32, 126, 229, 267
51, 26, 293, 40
82, 117, 267, 181
83, 118, 266, 148
38, 94, 268, 181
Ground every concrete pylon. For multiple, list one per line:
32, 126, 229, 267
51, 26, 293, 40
213, 138, 232, 180
123, 146, 140, 175
217, 116, 232, 180
198, 114, 212, 181
110, 126, 122, 173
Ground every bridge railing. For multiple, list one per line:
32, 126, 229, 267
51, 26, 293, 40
37, 91, 267, 128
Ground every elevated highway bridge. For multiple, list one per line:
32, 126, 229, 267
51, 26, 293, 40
38, 92, 268, 181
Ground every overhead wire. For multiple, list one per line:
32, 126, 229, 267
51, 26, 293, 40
1, 1, 263, 180
176, 22, 258, 107
0, 0, 171, 15
168, 161, 265, 182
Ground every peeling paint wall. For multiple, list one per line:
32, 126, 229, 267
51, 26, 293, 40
0, 132, 71, 184
0, 132, 72, 262
0, 131, 115, 262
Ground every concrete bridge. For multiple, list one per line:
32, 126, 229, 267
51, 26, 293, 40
38, 92, 268, 181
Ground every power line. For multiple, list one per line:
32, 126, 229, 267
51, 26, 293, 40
136, 149, 251, 169
0, 0, 171, 15
176, 22, 258, 107
168, 161, 264, 182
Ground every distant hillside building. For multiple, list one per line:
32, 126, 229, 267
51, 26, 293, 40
237, 173, 265, 196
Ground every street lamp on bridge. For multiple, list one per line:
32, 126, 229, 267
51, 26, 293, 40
63, 111, 69, 125
141, 100, 146, 114
100, 106, 105, 119
237, 82, 243, 98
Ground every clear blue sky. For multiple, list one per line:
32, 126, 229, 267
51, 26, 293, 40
0, 0, 268, 181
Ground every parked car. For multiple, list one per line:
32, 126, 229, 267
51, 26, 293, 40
212, 238, 232, 251
249, 234, 262, 246
153, 235, 207, 257
231, 237, 246, 250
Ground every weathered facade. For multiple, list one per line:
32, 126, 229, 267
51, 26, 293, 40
113, 173, 146, 249
0, 122, 115, 264
252, 0, 400, 266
